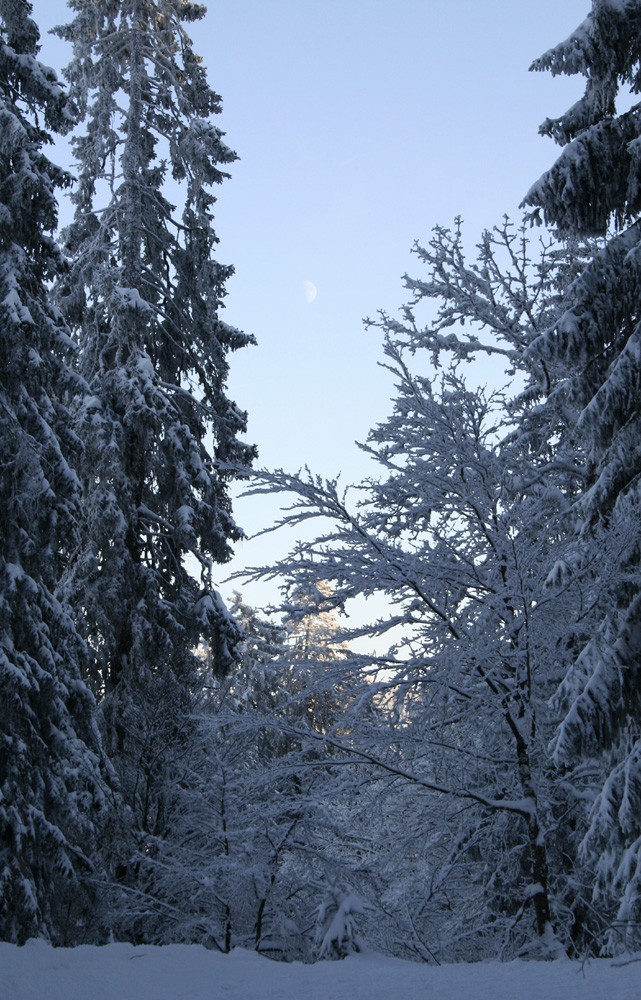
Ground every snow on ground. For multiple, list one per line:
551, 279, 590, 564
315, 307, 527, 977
2, 940, 641, 1000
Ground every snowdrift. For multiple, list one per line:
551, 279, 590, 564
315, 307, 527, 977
2, 940, 641, 1000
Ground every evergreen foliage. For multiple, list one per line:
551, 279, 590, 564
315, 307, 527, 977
524, 0, 641, 949
524, 0, 641, 518
5, 0, 641, 964
0, 0, 107, 944
49, 0, 255, 891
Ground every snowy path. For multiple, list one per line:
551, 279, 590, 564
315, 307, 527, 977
2, 940, 641, 1000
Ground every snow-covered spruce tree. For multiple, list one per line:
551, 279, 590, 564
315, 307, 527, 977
241, 223, 606, 960
0, 0, 108, 944
523, 0, 641, 518
523, 0, 641, 950
313, 883, 367, 959
53, 0, 254, 897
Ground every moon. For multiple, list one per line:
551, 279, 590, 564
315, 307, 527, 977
302, 280, 317, 303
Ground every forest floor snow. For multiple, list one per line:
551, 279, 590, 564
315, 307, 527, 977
2, 939, 641, 1000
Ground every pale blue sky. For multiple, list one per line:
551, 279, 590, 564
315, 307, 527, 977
32, 0, 588, 609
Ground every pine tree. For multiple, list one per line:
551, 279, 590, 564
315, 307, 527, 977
523, 0, 641, 950
0, 0, 107, 944
53, 0, 255, 868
